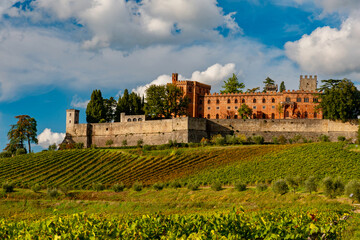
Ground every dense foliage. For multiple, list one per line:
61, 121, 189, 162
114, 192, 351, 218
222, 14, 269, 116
220, 73, 245, 94
86, 89, 106, 123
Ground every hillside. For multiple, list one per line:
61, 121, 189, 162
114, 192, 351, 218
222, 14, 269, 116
0, 143, 359, 188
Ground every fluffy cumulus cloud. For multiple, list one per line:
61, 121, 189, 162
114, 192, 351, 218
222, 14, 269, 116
132, 63, 236, 96
285, 14, 360, 75
38, 128, 65, 149
71, 95, 89, 109
11, 0, 241, 50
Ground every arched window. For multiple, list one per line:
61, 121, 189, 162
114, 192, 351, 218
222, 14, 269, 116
314, 112, 317, 118
207, 114, 210, 119
216, 114, 219, 119
227, 99, 231, 104
262, 113, 266, 119
304, 111, 308, 119
133, 118, 137, 122
285, 111, 289, 118
127, 118, 131, 122
262, 98, 266, 103
253, 114, 257, 119
242, 99, 245, 103
208, 100, 211, 104
272, 98, 275, 103
216, 99, 220, 104
138, 118, 143, 121
253, 98, 256, 103
227, 115, 230, 119
234, 115, 238, 119
271, 113, 275, 119
235, 99, 238, 104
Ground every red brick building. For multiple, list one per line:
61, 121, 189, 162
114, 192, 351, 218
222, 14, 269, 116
172, 73, 322, 120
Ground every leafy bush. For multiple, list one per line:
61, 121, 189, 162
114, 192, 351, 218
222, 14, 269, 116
272, 137, 279, 145
256, 183, 268, 191
211, 134, 225, 146
2, 181, 14, 193
170, 181, 182, 189
137, 139, 144, 148
112, 183, 125, 192
319, 135, 330, 142
92, 182, 105, 192
122, 140, 128, 147
152, 182, 164, 191
133, 182, 143, 192
47, 188, 60, 198
0, 151, 12, 158
252, 135, 264, 145
187, 182, 200, 191
200, 137, 209, 147
337, 136, 346, 142
234, 181, 247, 191
16, 148, 27, 156
278, 135, 287, 144
285, 176, 299, 193
272, 179, 289, 195
225, 135, 237, 145
305, 176, 318, 194
211, 181, 222, 191
345, 180, 360, 203
31, 183, 41, 193
74, 143, 84, 149
292, 135, 302, 143
323, 176, 344, 198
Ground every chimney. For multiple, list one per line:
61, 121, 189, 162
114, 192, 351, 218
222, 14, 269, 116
172, 73, 178, 84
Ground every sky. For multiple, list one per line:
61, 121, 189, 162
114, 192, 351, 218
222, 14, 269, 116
1, 0, 360, 151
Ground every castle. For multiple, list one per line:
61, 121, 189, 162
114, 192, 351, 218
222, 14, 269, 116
172, 73, 322, 120
64, 74, 358, 148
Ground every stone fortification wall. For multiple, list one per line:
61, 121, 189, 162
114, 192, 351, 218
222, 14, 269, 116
66, 117, 208, 147
207, 119, 358, 142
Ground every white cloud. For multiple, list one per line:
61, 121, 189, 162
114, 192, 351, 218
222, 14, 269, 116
38, 128, 66, 149
285, 14, 360, 75
71, 95, 89, 109
12, 0, 240, 50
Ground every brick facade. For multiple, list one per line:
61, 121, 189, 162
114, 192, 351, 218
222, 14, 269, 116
173, 73, 322, 120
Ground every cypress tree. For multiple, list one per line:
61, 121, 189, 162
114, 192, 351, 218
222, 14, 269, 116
280, 81, 286, 92
86, 89, 106, 123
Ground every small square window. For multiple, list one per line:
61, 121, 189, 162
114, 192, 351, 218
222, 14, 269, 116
227, 106, 231, 110
235, 106, 238, 110
216, 106, 220, 110
208, 107, 211, 110
262, 106, 266, 109
272, 106, 275, 109
253, 106, 257, 109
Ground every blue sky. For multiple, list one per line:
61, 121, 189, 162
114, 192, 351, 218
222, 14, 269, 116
1, 0, 360, 151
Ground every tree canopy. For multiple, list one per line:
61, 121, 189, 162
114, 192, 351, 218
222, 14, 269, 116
6, 115, 38, 154
318, 79, 360, 121
246, 87, 260, 93
144, 84, 189, 119
220, 74, 245, 94
86, 90, 106, 123
115, 89, 144, 121
280, 81, 286, 92
238, 104, 253, 119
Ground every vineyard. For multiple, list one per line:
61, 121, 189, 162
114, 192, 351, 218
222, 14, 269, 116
0, 143, 360, 188
0, 145, 285, 188
0, 207, 353, 239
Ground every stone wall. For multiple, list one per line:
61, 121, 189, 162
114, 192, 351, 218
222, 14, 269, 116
65, 115, 358, 147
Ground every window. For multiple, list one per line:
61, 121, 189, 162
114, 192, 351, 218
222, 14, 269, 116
304, 111, 308, 118
253, 106, 257, 109
138, 118, 143, 121
208, 100, 211, 104
208, 107, 211, 110
272, 106, 275, 109
286, 97, 291, 102
272, 98, 275, 103
234, 115, 238, 119
227, 116, 230, 119
69, 120, 71, 123
262, 113, 266, 119
189, 87, 192, 93
227, 99, 231, 104
216, 106, 220, 110
314, 112, 317, 118
285, 111, 289, 118
127, 119, 131, 122
227, 106, 231, 110
207, 114, 210, 119
235, 106, 238, 110
262, 98, 266, 103
133, 118, 137, 122
297, 98, 301, 102
242, 99, 245, 103
199, 114, 202, 118
69, 113, 72, 116
253, 114, 257, 119
199, 100, 203, 104
262, 106, 266, 109
313, 98, 318, 103
216, 99, 220, 104
216, 114, 219, 119
235, 99, 238, 104
304, 98, 309, 102
271, 113, 275, 119
253, 98, 256, 103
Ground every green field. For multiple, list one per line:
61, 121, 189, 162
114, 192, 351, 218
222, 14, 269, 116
1, 142, 360, 239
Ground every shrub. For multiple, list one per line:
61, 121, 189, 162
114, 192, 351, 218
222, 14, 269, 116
256, 183, 268, 191
272, 179, 289, 195
0, 151, 12, 158
31, 183, 41, 193
153, 182, 164, 191
112, 183, 125, 192
187, 182, 200, 191
225, 135, 237, 145
48, 143, 57, 151
292, 135, 302, 143
337, 136, 346, 142
319, 134, 330, 142
200, 137, 209, 147
16, 148, 27, 156
323, 176, 344, 198
47, 188, 60, 198
133, 181, 143, 192
2, 181, 14, 193
74, 143, 84, 149
252, 135, 264, 145
92, 182, 105, 192
137, 139, 144, 148
285, 176, 299, 193
122, 140, 128, 147
143, 145, 151, 151
170, 181, 182, 189
236, 134, 247, 144
305, 176, 318, 194
211, 181, 222, 191
278, 135, 287, 144
105, 140, 114, 147
234, 181, 247, 191
345, 180, 360, 203
210, 134, 225, 146
272, 137, 279, 145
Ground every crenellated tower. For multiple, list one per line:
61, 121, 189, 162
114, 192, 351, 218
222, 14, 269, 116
299, 75, 317, 91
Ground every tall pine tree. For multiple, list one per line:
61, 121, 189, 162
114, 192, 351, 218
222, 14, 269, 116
86, 90, 106, 123
280, 81, 286, 92
220, 74, 245, 94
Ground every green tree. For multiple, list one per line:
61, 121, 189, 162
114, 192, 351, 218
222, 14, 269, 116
129, 92, 144, 115
280, 81, 286, 92
238, 104, 253, 119
246, 87, 260, 93
318, 79, 360, 121
7, 115, 38, 153
103, 97, 117, 122
220, 74, 245, 94
86, 90, 106, 123
263, 77, 275, 92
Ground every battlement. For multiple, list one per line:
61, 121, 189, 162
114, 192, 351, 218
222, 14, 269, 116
299, 75, 317, 91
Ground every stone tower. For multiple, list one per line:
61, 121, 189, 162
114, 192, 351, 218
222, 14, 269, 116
299, 75, 317, 91
66, 109, 79, 132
